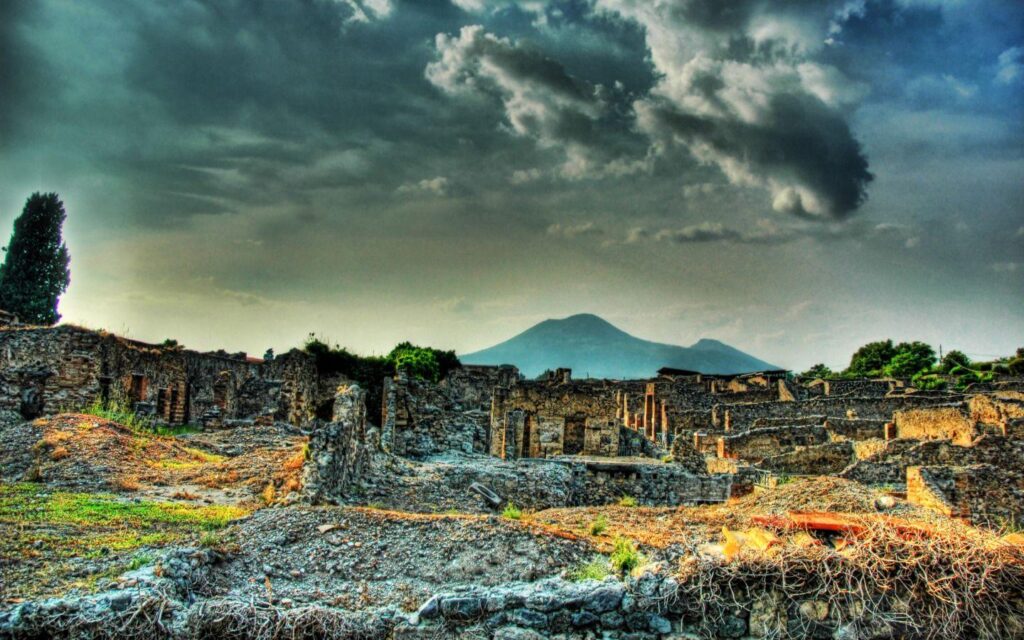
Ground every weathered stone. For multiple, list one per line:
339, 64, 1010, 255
571, 611, 599, 627
583, 584, 624, 613
417, 595, 441, 620
647, 614, 672, 634
716, 614, 747, 638
494, 627, 546, 640
507, 608, 548, 628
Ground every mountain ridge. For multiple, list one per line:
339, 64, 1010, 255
460, 313, 780, 379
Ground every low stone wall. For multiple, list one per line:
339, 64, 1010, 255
716, 395, 960, 432
908, 464, 1024, 526
571, 459, 730, 506
760, 441, 854, 475
841, 435, 1024, 487
750, 415, 825, 428
823, 417, 887, 442
399, 568, 914, 640
717, 425, 828, 462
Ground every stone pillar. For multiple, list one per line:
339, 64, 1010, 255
659, 400, 669, 446
381, 377, 396, 453
506, 409, 524, 460
489, 387, 509, 457
883, 421, 896, 440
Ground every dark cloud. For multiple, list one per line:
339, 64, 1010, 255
426, 24, 646, 178
594, 0, 875, 218
638, 92, 872, 218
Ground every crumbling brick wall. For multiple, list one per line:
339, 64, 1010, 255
894, 405, 976, 445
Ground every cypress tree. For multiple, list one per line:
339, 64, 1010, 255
0, 192, 71, 325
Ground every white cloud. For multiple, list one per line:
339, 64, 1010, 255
547, 221, 603, 238
337, 0, 393, 23
996, 46, 1023, 85
397, 176, 450, 196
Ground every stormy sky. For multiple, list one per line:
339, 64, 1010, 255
1, 0, 1021, 370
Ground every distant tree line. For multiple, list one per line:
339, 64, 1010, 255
801, 341, 1024, 390
303, 336, 462, 416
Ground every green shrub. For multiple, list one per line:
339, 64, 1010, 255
911, 372, 947, 391
502, 503, 522, 520
568, 558, 611, 582
83, 397, 152, 433
589, 514, 608, 536
610, 537, 644, 575
617, 495, 637, 507
126, 553, 154, 571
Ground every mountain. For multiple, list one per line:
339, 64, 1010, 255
460, 314, 780, 379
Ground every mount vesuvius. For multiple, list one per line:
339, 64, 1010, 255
460, 314, 780, 379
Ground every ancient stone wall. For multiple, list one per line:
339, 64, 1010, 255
302, 384, 377, 503
908, 464, 1024, 525
893, 405, 976, 445
823, 418, 887, 442
969, 393, 1024, 426
383, 371, 492, 458
841, 435, 1024, 486
760, 442, 855, 475
813, 379, 895, 397
717, 425, 829, 462
715, 395, 961, 432
0, 325, 320, 427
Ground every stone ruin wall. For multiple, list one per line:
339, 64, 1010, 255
712, 394, 962, 433
893, 405, 978, 445
381, 365, 519, 458
842, 433, 1024, 486
305, 383, 732, 509
302, 383, 375, 503
0, 325, 321, 428
908, 464, 1024, 525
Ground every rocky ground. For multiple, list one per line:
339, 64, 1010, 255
2, 413, 1023, 640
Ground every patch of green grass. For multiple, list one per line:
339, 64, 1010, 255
610, 536, 645, 575
150, 424, 203, 437
589, 514, 608, 536
617, 495, 638, 507
199, 530, 228, 547
365, 502, 387, 510
181, 447, 226, 464
82, 398, 153, 432
568, 557, 612, 582
502, 503, 522, 520
0, 482, 246, 531
126, 552, 155, 570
